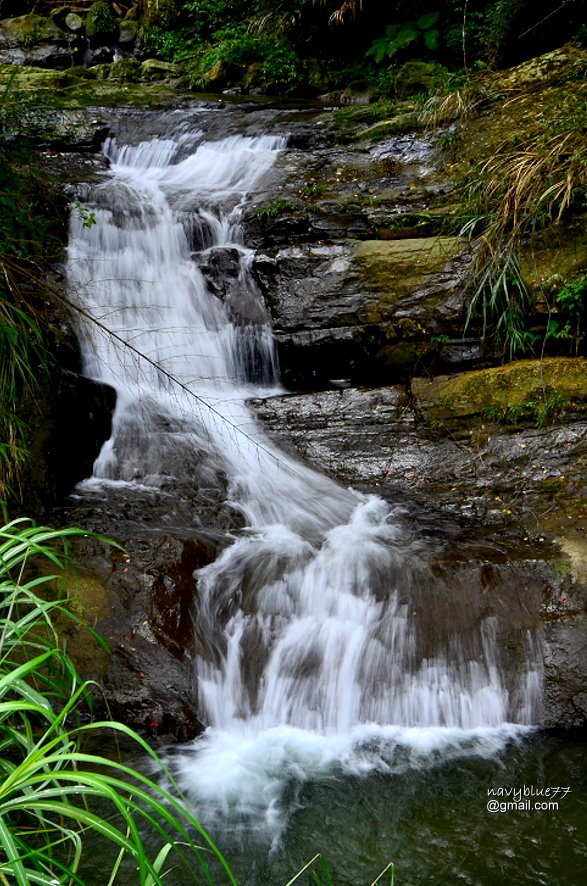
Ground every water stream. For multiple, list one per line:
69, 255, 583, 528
66, 110, 553, 876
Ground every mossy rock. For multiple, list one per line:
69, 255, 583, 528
340, 80, 376, 106
520, 224, 587, 293
91, 60, 143, 84
119, 19, 138, 44
0, 14, 63, 45
448, 48, 587, 182
50, 7, 73, 29
354, 112, 422, 141
204, 59, 243, 89
107, 57, 142, 83
355, 237, 461, 296
58, 572, 111, 677
64, 13, 85, 33
412, 358, 587, 422
65, 64, 97, 80
491, 45, 587, 94
141, 58, 180, 82
61, 573, 111, 625
0, 63, 67, 89
56, 79, 180, 107
89, 62, 111, 81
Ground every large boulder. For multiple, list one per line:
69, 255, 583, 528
140, 57, 180, 82
0, 13, 78, 68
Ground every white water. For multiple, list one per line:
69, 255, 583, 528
67, 122, 541, 840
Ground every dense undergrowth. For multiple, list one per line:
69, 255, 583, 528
0, 78, 67, 504
133, 0, 585, 93
444, 52, 587, 360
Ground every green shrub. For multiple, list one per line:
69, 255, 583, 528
260, 45, 304, 92
86, 2, 117, 39
0, 102, 64, 501
138, 23, 200, 61
366, 13, 440, 65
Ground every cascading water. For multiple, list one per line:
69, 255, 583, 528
66, 114, 542, 846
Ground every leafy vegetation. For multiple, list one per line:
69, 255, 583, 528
127, 0, 586, 94
546, 274, 587, 354
421, 50, 586, 360
483, 390, 571, 427
0, 78, 65, 503
366, 12, 440, 64
86, 1, 117, 39
254, 199, 297, 219
0, 516, 238, 885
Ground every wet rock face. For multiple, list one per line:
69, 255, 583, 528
64, 532, 233, 741
50, 370, 117, 502
543, 620, 587, 728
252, 238, 471, 387
56, 463, 245, 741
242, 125, 476, 387
250, 384, 587, 728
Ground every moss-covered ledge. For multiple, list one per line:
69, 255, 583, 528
412, 358, 587, 423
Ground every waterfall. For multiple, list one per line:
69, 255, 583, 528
66, 116, 542, 839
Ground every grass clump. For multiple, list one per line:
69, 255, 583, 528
0, 515, 238, 885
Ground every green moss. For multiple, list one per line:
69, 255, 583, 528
331, 102, 386, 127
60, 573, 110, 624
394, 60, 447, 98
354, 112, 423, 141
100, 58, 142, 83
0, 64, 67, 90
140, 58, 180, 82
119, 20, 138, 44
65, 66, 98, 81
412, 358, 587, 422
0, 14, 62, 46
520, 225, 587, 292
355, 237, 461, 293
0, 64, 186, 107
